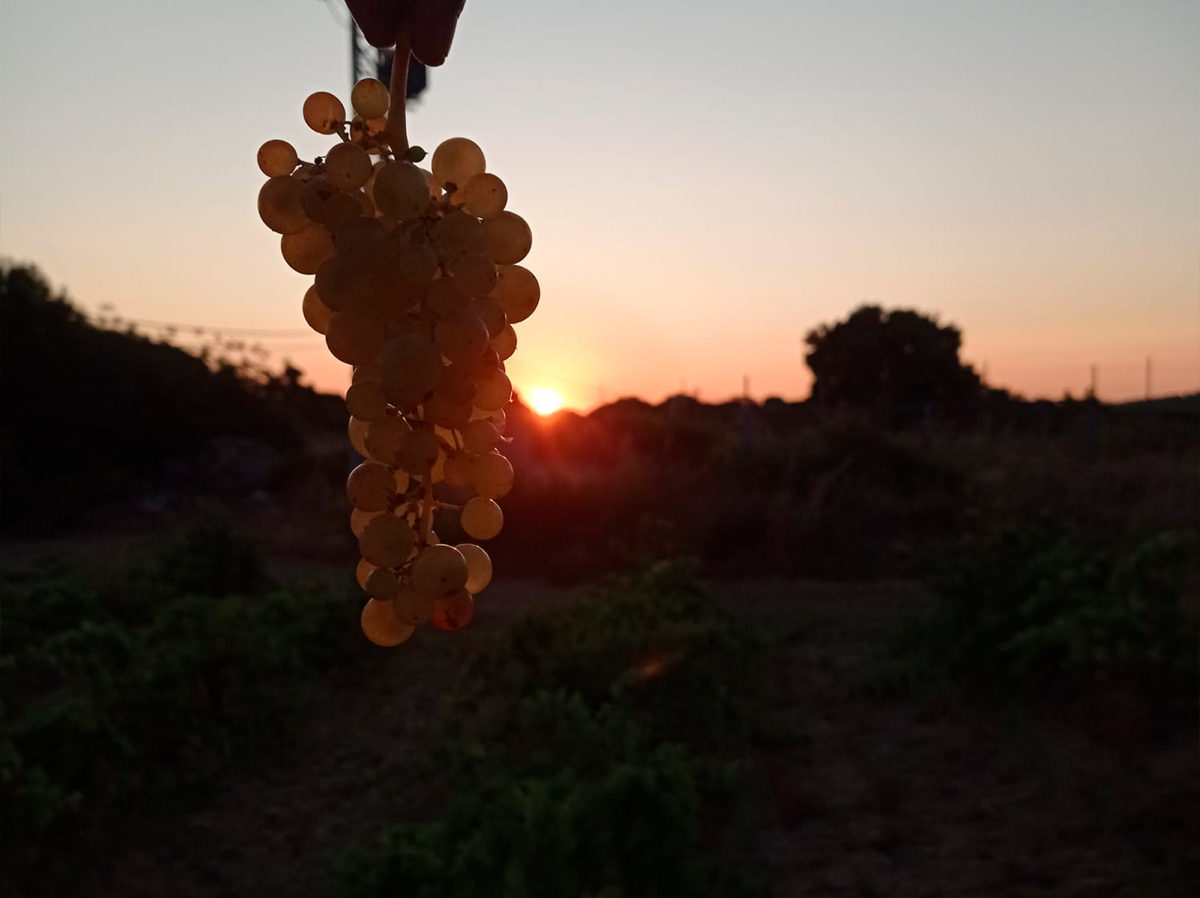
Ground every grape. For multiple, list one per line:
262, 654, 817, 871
257, 86, 542, 646
444, 453, 472, 488
346, 381, 387, 420
372, 161, 431, 221
422, 393, 472, 430
431, 137, 486, 190
470, 297, 507, 339
364, 414, 408, 463
360, 514, 417, 567
491, 265, 539, 323
461, 497, 503, 539
347, 461, 394, 511
394, 585, 435, 625
326, 309, 386, 365
462, 419, 500, 454
426, 278, 468, 318
483, 212, 532, 265
394, 426, 440, 474
324, 142, 373, 191
430, 589, 474, 630
410, 544, 468, 596
456, 543, 493, 594
365, 566, 401, 599
435, 310, 489, 365
491, 324, 517, 360
448, 253, 497, 297
356, 557, 376, 590
334, 216, 388, 264
473, 368, 512, 411
455, 172, 507, 219
351, 77, 390, 119
303, 91, 345, 134
281, 225, 335, 274
302, 286, 333, 334
361, 598, 415, 646
470, 452, 515, 499
258, 176, 310, 235
258, 139, 298, 177
351, 507, 382, 538
348, 416, 370, 456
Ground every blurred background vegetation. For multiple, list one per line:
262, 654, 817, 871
2, 263, 1196, 896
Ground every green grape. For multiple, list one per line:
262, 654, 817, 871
461, 497, 503, 539
364, 415, 409, 464
462, 419, 500, 453
426, 277, 468, 318
422, 393, 472, 430
454, 172, 507, 219
491, 324, 517, 360
350, 507, 382, 538
435, 211, 486, 260
381, 333, 441, 407
356, 557, 376, 589
325, 309, 386, 364
303, 91, 345, 134
435, 310, 489, 365
435, 364, 477, 405
334, 216, 388, 264
257, 139, 298, 177
473, 368, 512, 411
491, 265, 539, 323
302, 285, 333, 334
346, 381, 387, 420
483, 212, 532, 265
346, 461, 394, 511
410, 544, 468, 596
469, 297, 507, 339
394, 585, 436, 625
361, 598, 414, 646
456, 543, 493, 594
348, 416, 370, 456
281, 224, 335, 274
394, 426, 440, 474
372, 161, 431, 221
258, 176, 311, 235
444, 453, 472, 488
431, 137, 486, 190
324, 142, 373, 191
360, 514, 416, 567
469, 452, 515, 499
351, 77, 390, 119
365, 566, 401, 599
448, 252, 497, 297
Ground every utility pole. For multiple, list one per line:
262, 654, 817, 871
1088, 364, 1098, 400
1145, 356, 1152, 400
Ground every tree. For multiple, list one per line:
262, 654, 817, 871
804, 305, 981, 407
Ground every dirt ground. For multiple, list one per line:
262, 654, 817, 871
77, 577, 1197, 898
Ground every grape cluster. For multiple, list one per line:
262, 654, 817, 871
256, 80, 539, 646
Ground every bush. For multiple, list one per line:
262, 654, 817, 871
917, 525, 1196, 705
0, 528, 352, 885
336, 563, 766, 898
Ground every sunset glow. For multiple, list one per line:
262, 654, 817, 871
528, 387, 563, 416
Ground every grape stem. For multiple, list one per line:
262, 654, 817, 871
420, 477, 434, 546
385, 26, 411, 155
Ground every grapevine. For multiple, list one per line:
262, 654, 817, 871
256, 57, 537, 646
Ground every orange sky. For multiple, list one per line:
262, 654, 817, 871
2, 1, 1197, 410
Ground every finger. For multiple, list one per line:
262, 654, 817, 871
344, 0, 404, 49
409, 0, 466, 66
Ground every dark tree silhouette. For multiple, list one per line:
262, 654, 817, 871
804, 305, 981, 407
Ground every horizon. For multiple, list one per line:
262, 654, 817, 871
2, 0, 1197, 410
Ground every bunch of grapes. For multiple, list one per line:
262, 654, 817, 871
256, 79, 539, 647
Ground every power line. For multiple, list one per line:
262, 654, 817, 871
111, 316, 315, 338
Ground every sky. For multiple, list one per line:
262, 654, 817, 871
2, 0, 1197, 409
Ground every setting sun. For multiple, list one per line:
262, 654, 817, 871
528, 387, 563, 416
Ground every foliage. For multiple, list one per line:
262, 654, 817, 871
804, 304, 981, 409
0, 263, 342, 533
0, 528, 352, 884
916, 525, 1196, 704
336, 564, 766, 898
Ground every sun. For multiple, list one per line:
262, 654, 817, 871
528, 387, 563, 416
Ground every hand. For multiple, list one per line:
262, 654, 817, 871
346, 0, 466, 66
